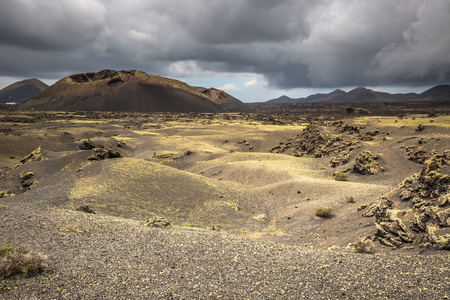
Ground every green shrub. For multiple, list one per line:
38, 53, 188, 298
315, 206, 334, 218
353, 237, 376, 254
334, 171, 348, 181
0, 244, 47, 278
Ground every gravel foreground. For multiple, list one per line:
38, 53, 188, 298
1, 203, 449, 299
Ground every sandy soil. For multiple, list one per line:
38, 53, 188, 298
0, 109, 449, 298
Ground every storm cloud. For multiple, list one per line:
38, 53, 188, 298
0, 0, 449, 90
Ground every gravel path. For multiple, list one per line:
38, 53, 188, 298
1, 199, 449, 299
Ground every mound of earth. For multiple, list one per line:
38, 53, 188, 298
20, 70, 228, 113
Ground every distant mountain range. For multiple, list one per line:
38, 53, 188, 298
0, 78, 49, 104
266, 85, 450, 103
19, 70, 252, 113
4, 73, 449, 111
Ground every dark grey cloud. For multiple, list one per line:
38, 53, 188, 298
0, 0, 449, 90
0, 1, 106, 51
180, 0, 314, 44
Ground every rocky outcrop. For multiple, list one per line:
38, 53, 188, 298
147, 216, 171, 228
17, 146, 44, 166
363, 152, 450, 250
353, 151, 381, 175
270, 124, 358, 167
196, 87, 254, 113
405, 146, 430, 164
76, 140, 122, 161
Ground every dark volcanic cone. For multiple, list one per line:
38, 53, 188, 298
20, 70, 226, 113
0, 78, 49, 104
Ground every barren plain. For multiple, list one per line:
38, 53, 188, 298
0, 108, 449, 298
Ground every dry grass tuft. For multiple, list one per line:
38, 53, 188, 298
334, 171, 348, 181
0, 244, 47, 279
352, 237, 376, 254
315, 206, 334, 218
346, 194, 355, 203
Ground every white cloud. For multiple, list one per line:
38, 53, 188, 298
219, 83, 240, 91
244, 79, 257, 87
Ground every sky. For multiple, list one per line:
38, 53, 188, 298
0, 0, 449, 102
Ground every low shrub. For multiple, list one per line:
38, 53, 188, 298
0, 244, 47, 279
334, 171, 348, 181
346, 194, 355, 203
315, 206, 334, 218
353, 237, 376, 254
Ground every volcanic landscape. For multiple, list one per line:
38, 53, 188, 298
0, 70, 449, 299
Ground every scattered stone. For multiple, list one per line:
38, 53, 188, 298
405, 146, 430, 164
357, 204, 368, 211
0, 190, 14, 198
399, 189, 413, 201
87, 148, 122, 161
228, 203, 240, 211
146, 216, 171, 228
19, 171, 34, 181
158, 153, 173, 159
338, 124, 362, 134
359, 130, 380, 141
253, 214, 267, 221
76, 140, 122, 161
437, 194, 449, 207
76, 205, 96, 214
19, 171, 35, 188
76, 140, 96, 151
17, 146, 44, 166
416, 124, 426, 132
330, 153, 350, 168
